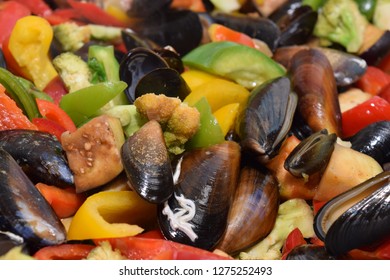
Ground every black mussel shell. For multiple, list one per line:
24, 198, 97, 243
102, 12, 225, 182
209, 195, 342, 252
0, 129, 74, 188
154, 48, 185, 74
119, 47, 169, 103
267, 0, 303, 22
239, 76, 298, 164
135, 68, 190, 101
121, 28, 160, 52
131, 9, 203, 56
349, 121, 390, 166
360, 30, 390, 66
126, 0, 172, 17
121, 120, 174, 204
216, 165, 279, 255
284, 129, 337, 178
210, 12, 281, 52
286, 244, 336, 260
0, 148, 66, 253
0, 231, 25, 256
314, 171, 390, 256
158, 141, 241, 250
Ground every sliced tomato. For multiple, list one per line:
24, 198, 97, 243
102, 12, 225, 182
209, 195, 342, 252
67, 0, 126, 27
34, 244, 95, 260
95, 236, 233, 260
281, 228, 307, 260
42, 75, 68, 105
35, 183, 86, 219
32, 117, 67, 140
0, 1, 31, 47
355, 66, 390, 96
36, 98, 77, 132
342, 96, 390, 138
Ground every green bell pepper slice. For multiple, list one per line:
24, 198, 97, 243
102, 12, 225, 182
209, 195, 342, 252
59, 81, 127, 126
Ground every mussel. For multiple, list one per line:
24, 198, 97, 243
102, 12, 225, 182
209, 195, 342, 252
289, 48, 343, 136
216, 165, 279, 255
285, 244, 336, 260
121, 120, 174, 204
314, 171, 390, 257
239, 76, 298, 164
126, 0, 172, 18
349, 121, 390, 166
0, 148, 66, 253
0, 231, 24, 256
0, 129, 74, 188
157, 141, 241, 250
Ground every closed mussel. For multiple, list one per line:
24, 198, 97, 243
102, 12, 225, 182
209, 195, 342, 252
239, 76, 297, 164
0, 129, 74, 188
314, 171, 390, 257
0, 148, 66, 253
158, 141, 241, 250
216, 165, 279, 255
121, 120, 174, 204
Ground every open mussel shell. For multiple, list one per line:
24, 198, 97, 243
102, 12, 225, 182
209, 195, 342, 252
131, 9, 203, 56
119, 47, 169, 103
314, 171, 390, 257
284, 129, 337, 178
216, 165, 279, 255
121, 120, 174, 204
135, 68, 191, 101
121, 28, 160, 51
349, 121, 390, 166
153, 48, 185, 74
210, 12, 281, 52
239, 76, 298, 164
285, 244, 336, 260
0, 148, 66, 253
157, 141, 241, 250
290, 48, 342, 136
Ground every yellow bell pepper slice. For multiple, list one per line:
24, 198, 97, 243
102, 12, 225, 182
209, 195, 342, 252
181, 69, 219, 91
213, 102, 240, 136
8, 16, 58, 90
67, 191, 156, 240
184, 78, 250, 113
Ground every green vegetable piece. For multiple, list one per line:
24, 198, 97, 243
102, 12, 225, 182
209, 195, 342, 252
0, 67, 40, 120
355, 0, 377, 21
53, 22, 91, 52
59, 81, 127, 126
16, 77, 54, 102
182, 41, 286, 89
186, 97, 224, 149
313, 0, 368, 53
88, 24, 122, 42
88, 45, 128, 106
302, 0, 327, 10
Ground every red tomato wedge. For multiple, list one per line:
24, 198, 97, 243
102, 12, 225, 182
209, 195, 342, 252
0, 83, 37, 131
34, 244, 95, 260
95, 236, 233, 260
342, 96, 390, 138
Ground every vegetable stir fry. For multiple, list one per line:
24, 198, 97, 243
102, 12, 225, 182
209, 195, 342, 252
0, 0, 390, 260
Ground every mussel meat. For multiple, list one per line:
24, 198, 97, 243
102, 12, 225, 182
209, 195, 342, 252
314, 171, 390, 257
121, 120, 174, 204
157, 141, 241, 250
239, 76, 298, 164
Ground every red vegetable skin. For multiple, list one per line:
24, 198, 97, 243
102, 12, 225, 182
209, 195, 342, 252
11, 0, 52, 17
355, 66, 390, 96
208, 23, 256, 48
379, 83, 390, 103
281, 228, 307, 260
42, 76, 68, 105
378, 51, 390, 74
0, 1, 31, 47
96, 236, 233, 260
341, 96, 390, 138
36, 98, 76, 132
34, 244, 95, 260
33, 117, 67, 141
2, 37, 30, 78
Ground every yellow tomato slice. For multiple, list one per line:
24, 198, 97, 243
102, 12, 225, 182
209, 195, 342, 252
213, 103, 239, 136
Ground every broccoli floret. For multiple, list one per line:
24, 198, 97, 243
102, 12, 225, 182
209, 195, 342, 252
238, 199, 315, 260
313, 0, 368, 53
134, 93, 200, 155
53, 22, 91, 52
52, 52, 92, 93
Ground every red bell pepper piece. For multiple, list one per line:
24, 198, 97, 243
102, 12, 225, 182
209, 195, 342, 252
44, 8, 82, 26
281, 228, 307, 260
36, 98, 76, 132
379, 83, 390, 103
11, 0, 52, 17
34, 244, 95, 260
32, 117, 67, 140
67, 0, 126, 27
42, 76, 68, 105
35, 183, 86, 219
378, 51, 390, 74
355, 66, 390, 96
0, 1, 31, 47
208, 23, 256, 48
341, 96, 390, 138
95, 236, 233, 260
347, 236, 390, 260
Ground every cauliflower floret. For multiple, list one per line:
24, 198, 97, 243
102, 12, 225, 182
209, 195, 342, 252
86, 241, 126, 260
